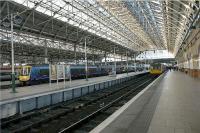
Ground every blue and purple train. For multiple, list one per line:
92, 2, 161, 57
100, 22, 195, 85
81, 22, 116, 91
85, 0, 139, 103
19, 64, 143, 85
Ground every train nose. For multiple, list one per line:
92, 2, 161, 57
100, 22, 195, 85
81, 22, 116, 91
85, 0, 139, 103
19, 76, 30, 81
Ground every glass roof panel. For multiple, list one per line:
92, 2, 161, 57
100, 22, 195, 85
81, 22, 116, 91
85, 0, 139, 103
6, 0, 198, 56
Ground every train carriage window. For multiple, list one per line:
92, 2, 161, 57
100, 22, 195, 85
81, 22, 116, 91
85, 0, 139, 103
39, 69, 49, 75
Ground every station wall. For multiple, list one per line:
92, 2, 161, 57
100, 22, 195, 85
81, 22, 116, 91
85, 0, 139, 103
177, 29, 200, 78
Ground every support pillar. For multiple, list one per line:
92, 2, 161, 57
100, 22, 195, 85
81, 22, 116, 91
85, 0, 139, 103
144, 51, 146, 71
85, 37, 88, 81
131, 56, 133, 65
134, 54, 136, 72
126, 51, 128, 75
74, 44, 77, 64
11, 14, 16, 93
44, 47, 48, 64
114, 47, 116, 76
93, 55, 95, 65
104, 51, 107, 65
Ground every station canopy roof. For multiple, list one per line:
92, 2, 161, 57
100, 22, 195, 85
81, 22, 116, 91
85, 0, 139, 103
0, 0, 199, 62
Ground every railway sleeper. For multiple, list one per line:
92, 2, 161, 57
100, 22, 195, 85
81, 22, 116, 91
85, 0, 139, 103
10, 109, 70, 133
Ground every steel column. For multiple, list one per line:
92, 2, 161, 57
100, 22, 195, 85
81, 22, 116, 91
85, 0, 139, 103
114, 47, 116, 76
85, 37, 88, 81
11, 14, 16, 93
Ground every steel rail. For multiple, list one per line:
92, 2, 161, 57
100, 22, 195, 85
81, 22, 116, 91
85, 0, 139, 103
59, 77, 154, 133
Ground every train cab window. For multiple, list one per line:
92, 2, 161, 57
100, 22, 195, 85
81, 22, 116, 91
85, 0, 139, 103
21, 67, 31, 76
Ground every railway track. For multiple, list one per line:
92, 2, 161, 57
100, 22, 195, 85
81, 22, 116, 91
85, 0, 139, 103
1, 74, 158, 133
60, 75, 157, 133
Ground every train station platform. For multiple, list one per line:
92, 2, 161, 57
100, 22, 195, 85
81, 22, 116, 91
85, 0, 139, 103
91, 71, 200, 133
0, 71, 147, 119
0, 72, 145, 102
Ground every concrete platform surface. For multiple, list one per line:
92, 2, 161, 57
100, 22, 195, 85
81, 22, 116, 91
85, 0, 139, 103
0, 80, 19, 86
91, 71, 200, 133
0, 72, 145, 102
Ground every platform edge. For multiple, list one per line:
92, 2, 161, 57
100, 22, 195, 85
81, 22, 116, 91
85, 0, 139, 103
90, 73, 165, 133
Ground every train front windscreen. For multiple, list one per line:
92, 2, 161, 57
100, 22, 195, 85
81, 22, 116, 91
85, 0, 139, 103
20, 66, 31, 76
